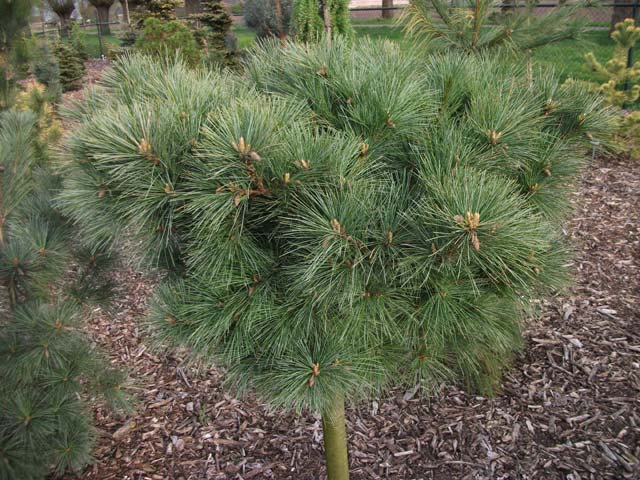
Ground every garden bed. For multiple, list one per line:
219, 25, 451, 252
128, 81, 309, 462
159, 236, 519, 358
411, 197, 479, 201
63, 153, 639, 480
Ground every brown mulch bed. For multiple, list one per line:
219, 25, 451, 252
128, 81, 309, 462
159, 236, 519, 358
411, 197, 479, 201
66, 155, 640, 480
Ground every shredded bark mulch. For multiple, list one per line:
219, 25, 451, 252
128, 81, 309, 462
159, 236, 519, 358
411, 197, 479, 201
65, 155, 639, 480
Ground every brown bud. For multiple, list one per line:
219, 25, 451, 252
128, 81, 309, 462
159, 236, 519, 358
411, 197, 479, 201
300, 159, 310, 170
283, 172, 291, 184
488, 130, 502, 146
249, 151, 261, 162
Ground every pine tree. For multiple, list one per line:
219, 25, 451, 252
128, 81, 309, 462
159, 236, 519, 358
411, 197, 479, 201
0, 87, 126, 480
292, 0, 353, 42
52, 41, 86, 92
401, 0, 588, 53
583, 18, 640, 106
0, 0, 33, 109
571, 18, 640, 158
59, 42, 615, 479
191, 0, 234, 66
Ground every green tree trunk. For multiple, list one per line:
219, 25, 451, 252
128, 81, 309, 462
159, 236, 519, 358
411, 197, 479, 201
322, 395, 349, 480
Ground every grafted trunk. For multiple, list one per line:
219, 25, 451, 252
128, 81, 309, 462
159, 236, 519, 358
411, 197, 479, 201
57, 11, 73, 37
95, 5, 112, 35
322, 396, 349, 480
382, 0, 394, 19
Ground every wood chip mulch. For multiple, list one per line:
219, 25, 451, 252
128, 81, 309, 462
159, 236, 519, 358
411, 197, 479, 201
65, 155, 640, 480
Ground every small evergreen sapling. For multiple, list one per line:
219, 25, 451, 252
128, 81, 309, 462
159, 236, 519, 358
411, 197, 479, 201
59, 44, 614, 479
0, 109, 127, 480
583, 18, 640, 106
134, 17, 202, 67
191, 0, 235, 66
571, 18, 640, 158
53, 41, 86, 92
292, 0, 353, 41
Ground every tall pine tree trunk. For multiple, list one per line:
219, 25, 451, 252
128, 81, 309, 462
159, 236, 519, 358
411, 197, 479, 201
382, 0, 393, 19
95, 5, 111, 35
322, 395, 349, 480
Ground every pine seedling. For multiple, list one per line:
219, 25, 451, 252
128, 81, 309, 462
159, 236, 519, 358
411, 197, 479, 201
582, 18, 640, 106
191, 0, 234, 66
0, 98, 127, 480
59, 43, 614, 479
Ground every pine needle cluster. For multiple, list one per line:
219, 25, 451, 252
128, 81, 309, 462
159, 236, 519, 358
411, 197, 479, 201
0, 104, 126, 478
401, 0, 587, 53
60, 42, 614, 424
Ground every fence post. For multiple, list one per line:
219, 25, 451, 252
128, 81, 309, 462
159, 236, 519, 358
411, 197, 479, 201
95, 13, 105, 59
626, 0, 639, 69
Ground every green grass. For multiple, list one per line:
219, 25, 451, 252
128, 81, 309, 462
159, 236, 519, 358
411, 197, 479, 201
530, 30, 616, 82
78, 30, 120, 58
72, 21, 618, 85
233, 26, 257, 49
353, 26, 617, 82
351, 17, 398, 26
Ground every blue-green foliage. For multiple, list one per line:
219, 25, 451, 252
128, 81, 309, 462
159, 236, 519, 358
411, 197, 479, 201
59, 41, 614, 417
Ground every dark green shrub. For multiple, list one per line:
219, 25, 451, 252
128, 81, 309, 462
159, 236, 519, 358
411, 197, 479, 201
135, 17, 202, 67
244, 0, 293, 37
32, 45, 62, 103
192, 0, 234, 66
52, 42, 85, 92
69, 21, 89, 62
145, 0, 180, 20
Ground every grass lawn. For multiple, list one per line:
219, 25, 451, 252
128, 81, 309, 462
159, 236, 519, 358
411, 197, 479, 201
530, 30, 616, 82
78, 29, 121, 58
354, 26, 617, 82
233, 26, 257, 49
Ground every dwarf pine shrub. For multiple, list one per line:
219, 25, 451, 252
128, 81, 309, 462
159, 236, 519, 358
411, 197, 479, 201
59, 41, 614, 478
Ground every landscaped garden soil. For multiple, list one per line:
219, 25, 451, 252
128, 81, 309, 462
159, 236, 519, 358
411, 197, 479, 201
60, 152, 639, 480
